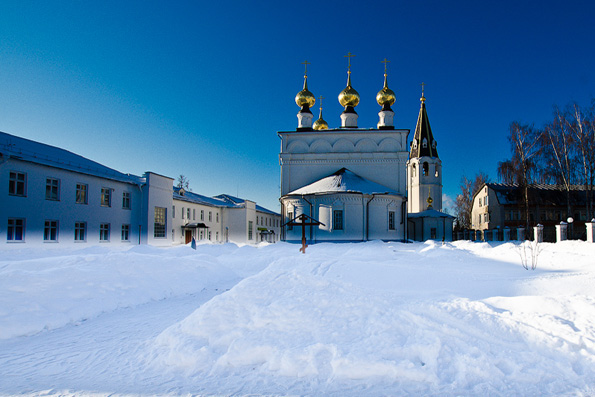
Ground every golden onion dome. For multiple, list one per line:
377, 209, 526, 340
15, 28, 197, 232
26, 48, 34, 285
338, 73, 360, 107
295, 76, 315, 109
376, 74, 396, 107
313, 108, 328, 130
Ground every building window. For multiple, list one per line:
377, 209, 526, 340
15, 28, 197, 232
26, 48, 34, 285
216, 213, 219, 223
248, 221, 253, 240
201, 210, 204, 221
182, 207, 185, 219
45, 178, 60, 201
333, 210, 344, 231
484, 213, 489, 223
172, 205, 175, 218
100, 223, 110, 241
101, 188, 111, 207
287, 212, 293, 231
122, 192, 131, 209
9, 171, 27, 196
193, 209, 196, 220
209, 211, 212, 222
7, 218, 25, 241
388, 211, 396, 230
412, 164, 416, 177
256, 217, 259, 225
75, 222, 86, 241
422, 162, 429, 176
208, 231, 212, 240
154, 207, 166, 238
122, 224, 130, 241
44, 220, 59, 241
479, 198, 482, 207
422, 138, 428, 148
484, 196, 488, 206
76, 183, 88, 204
187, 208, 191, 220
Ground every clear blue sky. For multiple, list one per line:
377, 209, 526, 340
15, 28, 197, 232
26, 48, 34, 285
1, 1, 594, 213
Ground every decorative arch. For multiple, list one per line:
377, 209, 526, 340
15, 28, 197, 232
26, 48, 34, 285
286, 140, 309, 153
309, 139, 332, 153
332, 138, 354, 153
354, 138, 377, 152
379, 138, 400, 152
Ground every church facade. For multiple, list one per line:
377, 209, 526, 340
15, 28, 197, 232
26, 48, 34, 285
278, 59, 452, 242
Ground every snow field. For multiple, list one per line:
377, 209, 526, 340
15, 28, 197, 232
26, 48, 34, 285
0, 240, 594, 395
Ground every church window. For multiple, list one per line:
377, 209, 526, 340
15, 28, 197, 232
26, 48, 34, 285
333, 210, 344, 231
422, 138, 428, 148
412, 139, 418, 149
432, 140, 437, 149
388, 211, 395, 230
423, 162, 429, 176
435, 165, 440, 178
287, 212, 293, 231
412, 164, 416, 177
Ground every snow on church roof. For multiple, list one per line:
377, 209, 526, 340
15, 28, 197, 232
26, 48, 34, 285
0, 131, 143, 185
287, 168, 399, 196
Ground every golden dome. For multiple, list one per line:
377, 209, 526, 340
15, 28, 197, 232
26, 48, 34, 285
313, 108, 328, 130
295, 76, 315, 109
338, 72, 360, 107
376, 74, 396, 107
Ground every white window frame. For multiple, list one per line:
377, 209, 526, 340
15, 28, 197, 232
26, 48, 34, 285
76, 183, 88, 204
122, 192, 131, 209
7, 218, 25, 241
9, 171, 27, 197
75, 222, 86, 242
45, 178, 60, 201
100, 223, 110, 242
44, 220, 59, 241
101, 188, 111, 207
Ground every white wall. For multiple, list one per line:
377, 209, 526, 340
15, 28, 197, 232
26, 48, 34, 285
1, 158, 143, 245
142, 172, 173, 246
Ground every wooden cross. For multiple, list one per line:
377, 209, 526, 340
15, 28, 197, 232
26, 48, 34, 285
283, 213, 325, 254
302, 60, 310, 76
344, 52, 355, 72
382, 58, 390, 74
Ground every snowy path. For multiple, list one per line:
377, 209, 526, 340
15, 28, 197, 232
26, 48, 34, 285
0, 288, 224, 395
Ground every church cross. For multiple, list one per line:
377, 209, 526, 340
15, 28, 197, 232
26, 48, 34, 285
302, 60, 310, 76
382, 58, 390, 74
318, 95, 324, 109
420, 81, 426, 95
344, 52, 355, 72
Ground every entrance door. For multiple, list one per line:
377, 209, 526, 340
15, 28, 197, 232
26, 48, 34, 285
185, 230, 192, 244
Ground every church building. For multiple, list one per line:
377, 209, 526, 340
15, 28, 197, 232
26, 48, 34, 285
278, 57, 452, 243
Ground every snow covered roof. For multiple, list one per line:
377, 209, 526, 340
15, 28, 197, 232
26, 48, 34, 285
0, 131, 143, 185
482, 183, 589, 206
286, 168, 399, 196
407, 208, 454, 219
173, 188, 279, 215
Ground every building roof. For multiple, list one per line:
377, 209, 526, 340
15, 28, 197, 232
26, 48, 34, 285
409, 96, 438, 159
173, 188, 279, 216
407, 208, 454, 219
0, 131, 143, 185
286, 168, 399, 196
482, 183, 590, 207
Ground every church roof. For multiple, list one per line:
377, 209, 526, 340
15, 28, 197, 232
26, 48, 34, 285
286, 168, 399, 196
407, 208, 454, 219
410, 95, 438, 159
0, 130, 142, 185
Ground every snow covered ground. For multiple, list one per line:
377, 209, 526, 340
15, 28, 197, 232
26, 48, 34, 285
1, 240, 594, 395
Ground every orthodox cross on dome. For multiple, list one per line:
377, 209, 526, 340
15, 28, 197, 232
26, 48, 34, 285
382, 58, 390, 75
318, 95, 324, 109
344, 52, 355, 73
302, 60, 310, 77
420, 81, 426, 102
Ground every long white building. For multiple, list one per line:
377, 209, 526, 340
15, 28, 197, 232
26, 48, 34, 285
1, 131, 279, 246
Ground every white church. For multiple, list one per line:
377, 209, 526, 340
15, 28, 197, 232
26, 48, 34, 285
278, 58, 453, 242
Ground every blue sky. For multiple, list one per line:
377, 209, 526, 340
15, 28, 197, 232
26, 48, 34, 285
1, 1, 594, 213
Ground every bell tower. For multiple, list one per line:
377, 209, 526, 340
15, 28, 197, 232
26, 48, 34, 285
407, 84, 443, 213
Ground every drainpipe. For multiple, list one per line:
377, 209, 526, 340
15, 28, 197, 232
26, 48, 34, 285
366, 194, 378, 241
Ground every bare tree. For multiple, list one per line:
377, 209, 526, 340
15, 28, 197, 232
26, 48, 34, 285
497, 122, 543, 234
454, 172, 490, 230
177, 175, 190, 190
566, 102, 595, 220
542, 106, 577, 221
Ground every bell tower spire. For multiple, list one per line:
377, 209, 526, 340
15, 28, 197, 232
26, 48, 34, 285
407, 84, 443, 213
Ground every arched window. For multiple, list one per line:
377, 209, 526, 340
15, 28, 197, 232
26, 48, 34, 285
412, 164, 417, 177
422, 138, 428, 148
423, 162, 429, 176
435, 165, 440, 177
